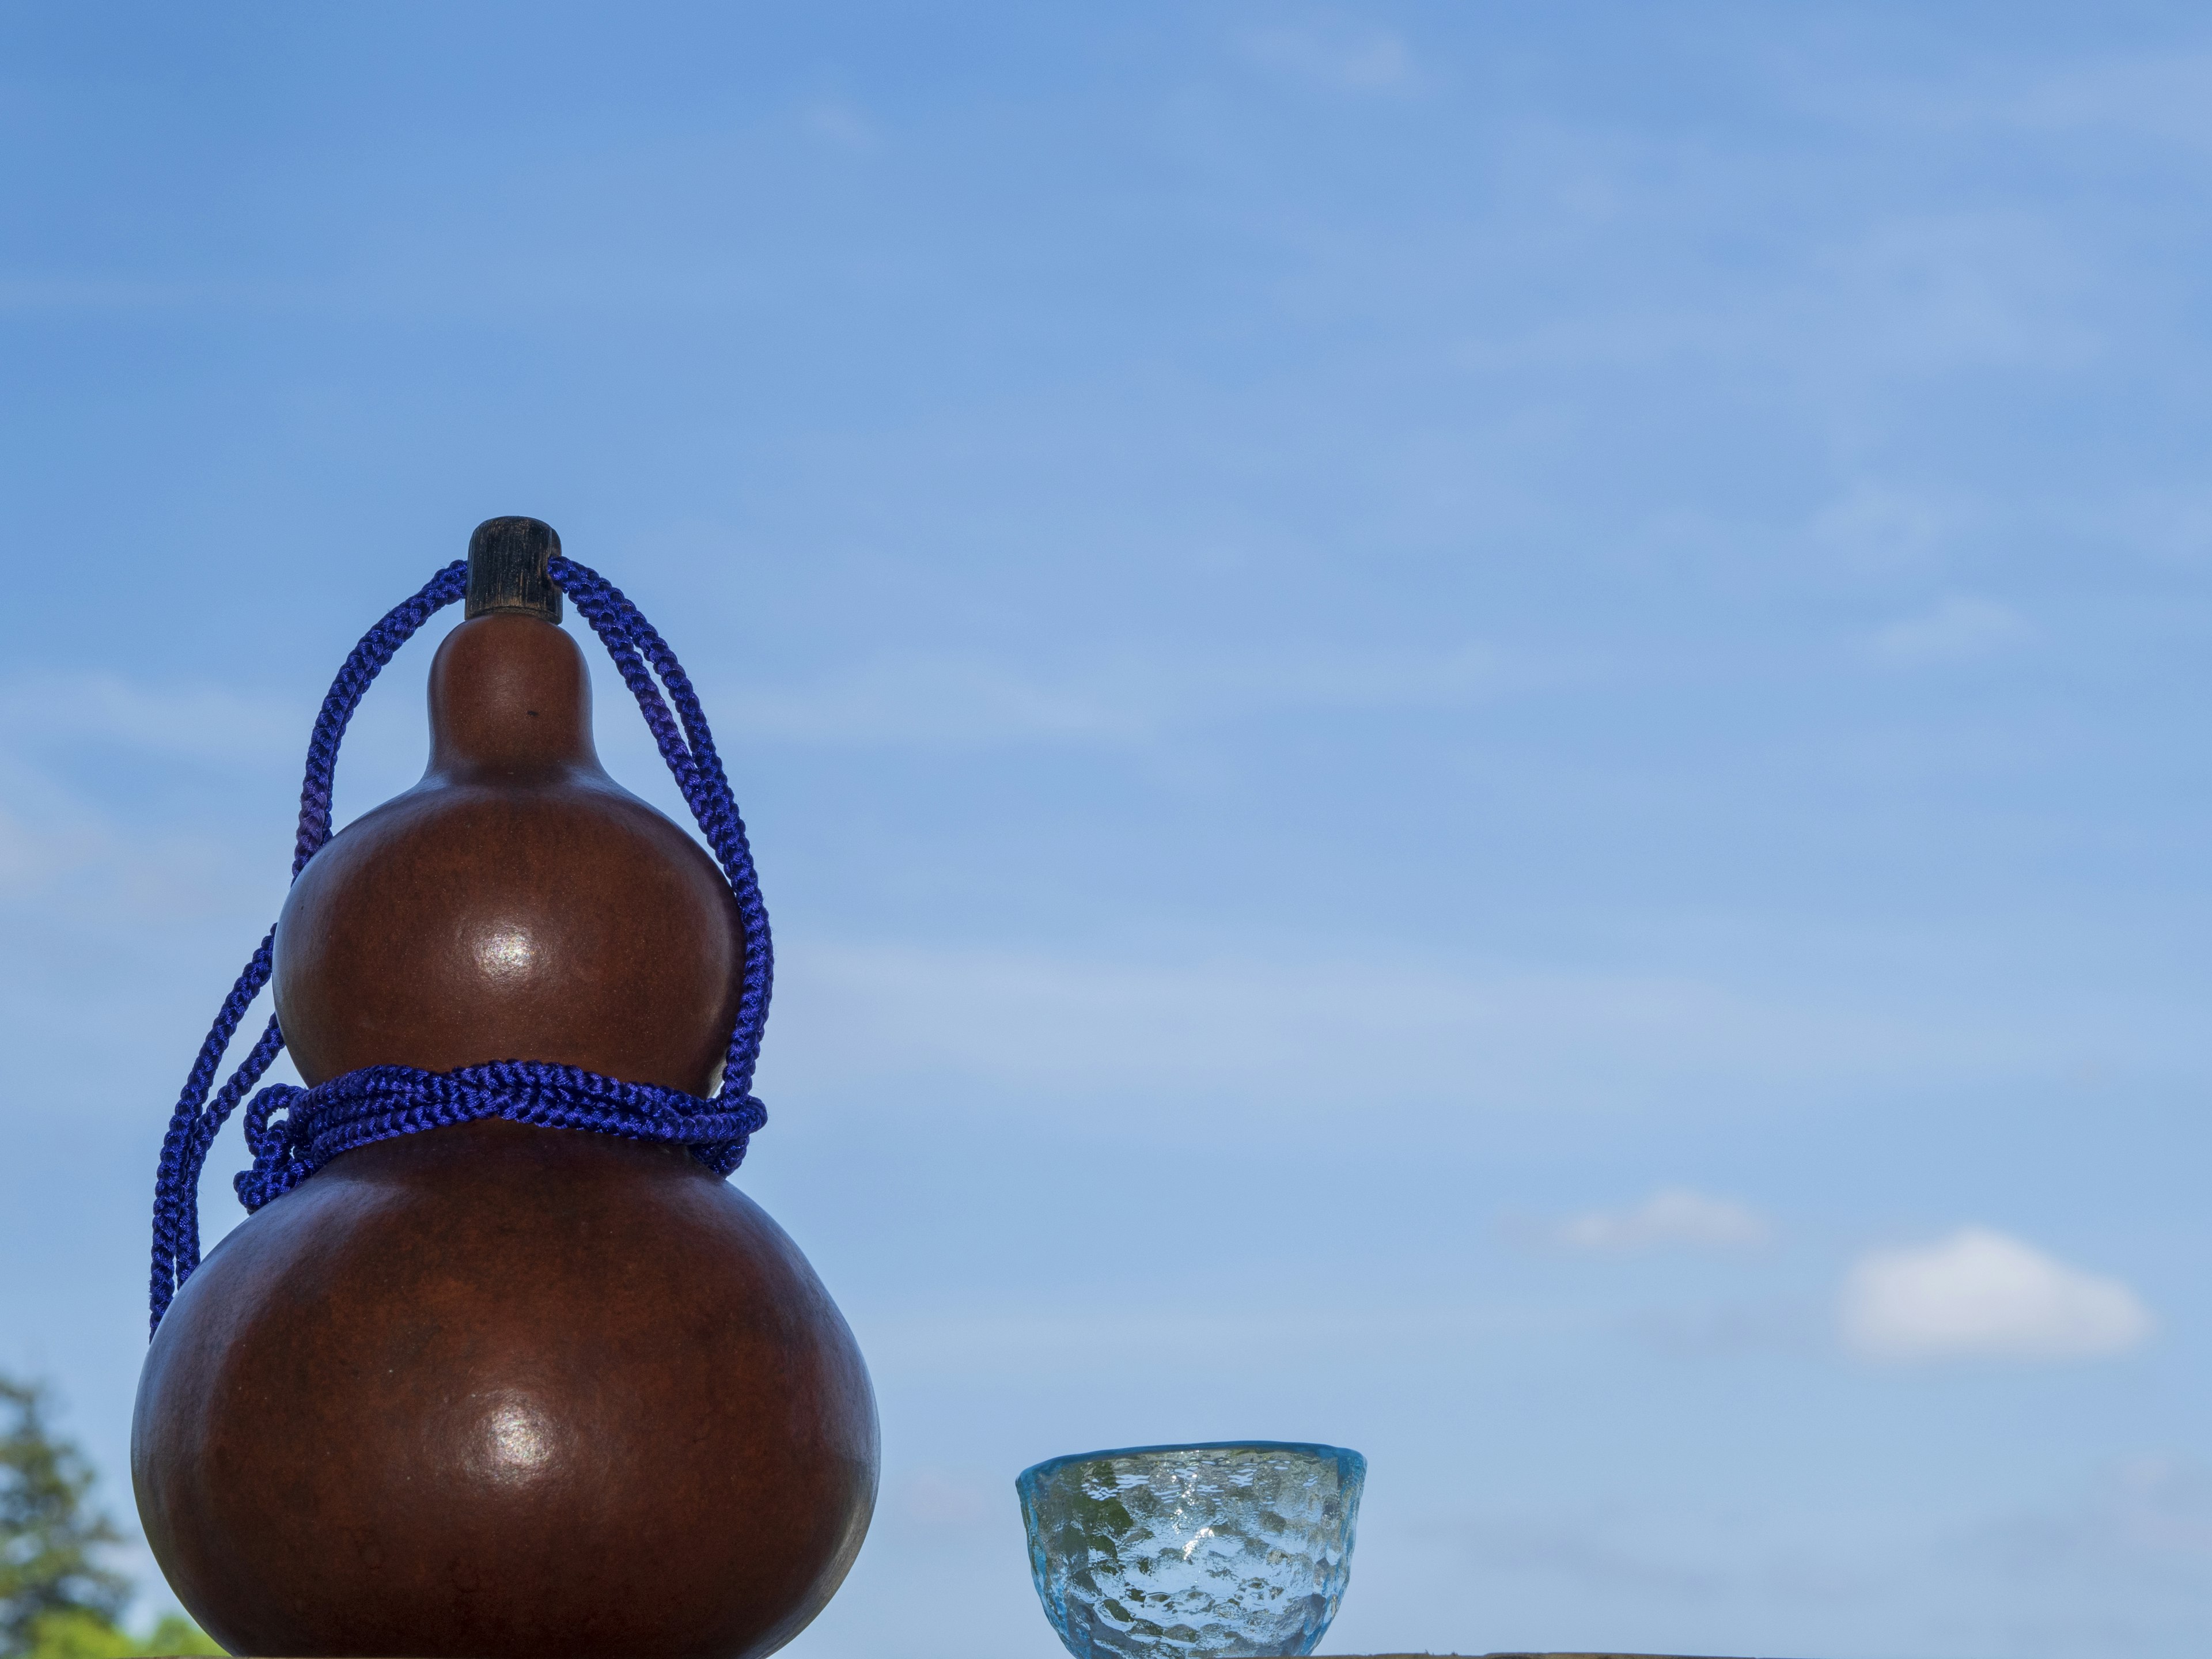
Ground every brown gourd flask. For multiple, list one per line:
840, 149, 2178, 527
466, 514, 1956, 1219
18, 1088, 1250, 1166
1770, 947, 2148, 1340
132, 518, 879, 1659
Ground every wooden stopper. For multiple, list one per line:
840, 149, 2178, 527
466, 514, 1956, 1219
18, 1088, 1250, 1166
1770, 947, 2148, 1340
466, 515, 564, 623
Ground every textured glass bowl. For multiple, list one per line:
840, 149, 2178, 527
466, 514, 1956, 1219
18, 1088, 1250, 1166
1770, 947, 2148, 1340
1016, 1440, 1366, 1659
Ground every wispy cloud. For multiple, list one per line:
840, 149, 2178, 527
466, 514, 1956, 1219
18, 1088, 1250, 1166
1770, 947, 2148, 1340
1866, 595, 2036, 665
0, 795, 105, 893
0, 684, 215, 900
718, 640, 1559, 748
1630, 1298, 1819, 1359
1238, 24, 1422, 96
0, 276, 228, 313
1961, 1455, 2212, 1624
1552, 1188, 1772, 1254
800, 99, 877, 153
0, 670, 325, 911
1450, 1514, 1727, 1599
893, 1466, 996, 1528
1849, 48, 2212, 154
1806, 482, 1971, 574
0, 672, 296, 763
767, 939, 2040, 1130
863, 1300, 1588, 1378
1839, 1227, 2153, 1363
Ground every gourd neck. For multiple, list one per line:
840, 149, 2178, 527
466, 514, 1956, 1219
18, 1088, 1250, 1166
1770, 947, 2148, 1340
422, 613, 608, 785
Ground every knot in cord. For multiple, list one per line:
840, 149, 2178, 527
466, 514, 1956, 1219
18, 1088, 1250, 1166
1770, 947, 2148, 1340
234, 1060, 768, 1211
149, 556, 772, 1336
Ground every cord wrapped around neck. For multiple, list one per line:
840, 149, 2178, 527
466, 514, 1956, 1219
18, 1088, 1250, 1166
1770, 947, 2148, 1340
149, 556, 771, 1336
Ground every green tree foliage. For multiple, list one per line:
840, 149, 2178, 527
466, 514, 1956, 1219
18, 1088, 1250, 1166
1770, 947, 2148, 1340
0, 1378, 127, 1657
1, 1378, 219, 1659
22, 1610, 220, 1659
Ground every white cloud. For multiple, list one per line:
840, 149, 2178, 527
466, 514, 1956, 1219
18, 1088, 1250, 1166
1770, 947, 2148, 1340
1839, 1226, 2153, 1362
1866, 596, 2035, 664
1554, 1188, 1772, 1254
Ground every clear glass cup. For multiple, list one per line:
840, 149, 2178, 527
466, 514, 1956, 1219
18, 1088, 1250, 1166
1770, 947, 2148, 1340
1016, 1440, 1367, 1659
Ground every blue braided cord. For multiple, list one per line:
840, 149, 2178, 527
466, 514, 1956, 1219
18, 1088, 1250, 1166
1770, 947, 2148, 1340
150, 555, 770, 1336
234, 1060, 767, 1212
150, 563, 466, 1334
548, 556, 773, 1103
293, 561, 472, 876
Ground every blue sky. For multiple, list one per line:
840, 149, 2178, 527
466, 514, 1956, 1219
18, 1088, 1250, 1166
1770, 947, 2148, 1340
5, 6, 2212, 1657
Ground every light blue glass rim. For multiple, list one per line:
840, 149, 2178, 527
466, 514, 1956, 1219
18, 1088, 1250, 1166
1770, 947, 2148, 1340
1016, 1439, 1367, 1497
